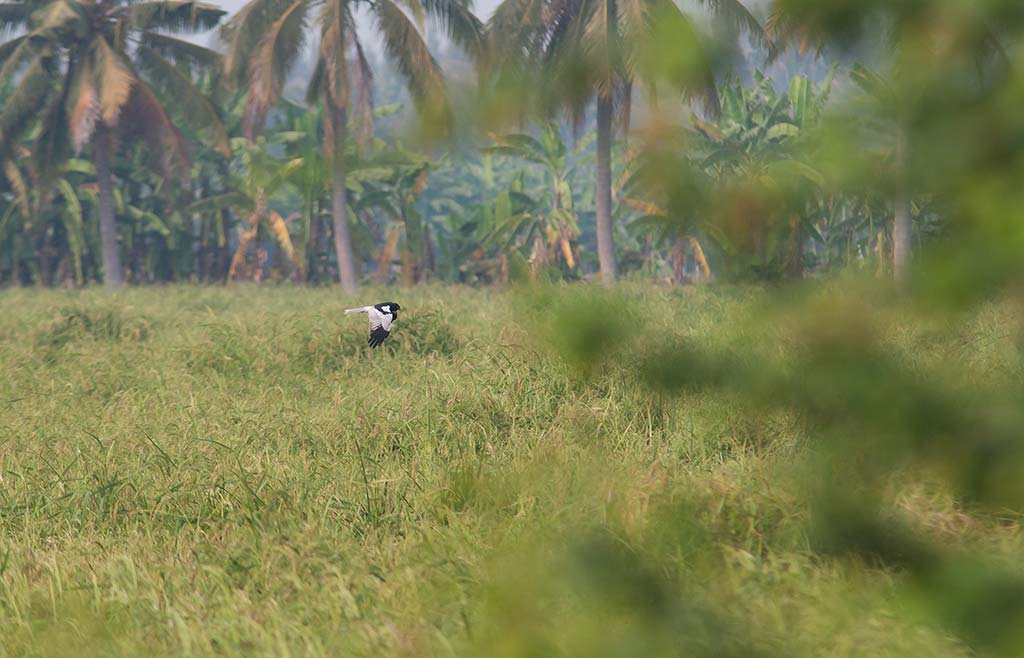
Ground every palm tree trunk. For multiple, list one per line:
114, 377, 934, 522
327, 104, 358, 293
595, 95, 618, 283
94, 123, 124, 288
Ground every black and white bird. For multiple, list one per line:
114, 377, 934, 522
344, 302, 401, 348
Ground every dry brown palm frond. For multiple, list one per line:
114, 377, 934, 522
93, 37, 135, 125
621, 197, 666, 216
121, 82, 190, 182
135, 45, 230, 156
228, 227, 257, 280
346, 17, 374, 146
252, 0, 307, 114
2, 159, 30, 218
318, 0, 349, 109
68, 68, 101, 152
688, 236, 711, 279
266, 209, 296, 263
374, 0, 446, 113
560, 237, 575, 269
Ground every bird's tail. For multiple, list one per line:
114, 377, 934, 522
344, 307, 368, 315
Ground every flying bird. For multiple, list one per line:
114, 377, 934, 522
345, 302, 401, 348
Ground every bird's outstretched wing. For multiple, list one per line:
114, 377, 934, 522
367, 307, 393, 348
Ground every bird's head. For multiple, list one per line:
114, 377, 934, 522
386, 302, 400, 318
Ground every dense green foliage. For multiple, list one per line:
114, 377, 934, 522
2, 0, 978, 289
0, 285, 1021, 658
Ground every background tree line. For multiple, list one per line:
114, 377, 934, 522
0, 0, 1006, 290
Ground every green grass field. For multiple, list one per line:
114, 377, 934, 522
1, 285, 1021, 658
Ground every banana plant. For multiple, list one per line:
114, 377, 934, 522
0, 149, 92, 285
617, 139, 716, 283
690, 71, 832, 280
483, 124, 589, 275
274, 101, 404, 283
353, 149, 433, 286
187, 136, 299, 282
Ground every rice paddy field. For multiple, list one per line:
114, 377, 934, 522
1, 284, 1023, 658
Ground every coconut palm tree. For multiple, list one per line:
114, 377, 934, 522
486, 0, 770, 283
0, 0, 229, 288
766, 2, 1009, 284
222, 0, 484, 293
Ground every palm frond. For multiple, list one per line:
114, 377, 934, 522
487, 0, 546, 60
34, 72, 71, 176
250, 0, 307, 113
136, 45, 229, 155
138, 32, 220, 70
34, 0, 85, 34
304, 53, 326, 106
221, 0, 294, 87
316, 0, 349, 109
0, 56, 54, 157
346, 15, 374, 145
642, 0, 719, 115
696, 0, 774, 56
764, 8, 826, 63
2, 159, 29, 218
616, 0, 647, 75
124, 1, 226, 34
420, 0, 486, 62
396, 0, 427, 29
0, 3, 33, 33
0, 34, 28, 75
582, 0, 619, 99
0, 33, 41, 86
92, 37, 135, 125
67, 57, 100, 152
374, 0, 447, 115
120, 80, 190, 182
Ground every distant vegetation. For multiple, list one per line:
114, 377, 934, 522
3, 1, 1010, 291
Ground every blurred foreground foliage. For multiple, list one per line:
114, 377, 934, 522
493, 275, 1024, 658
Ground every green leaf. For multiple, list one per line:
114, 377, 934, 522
790, 76, 811, 126
187, 192, 253, 214
63, 159, 95, 176
765, 122, 799, 140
